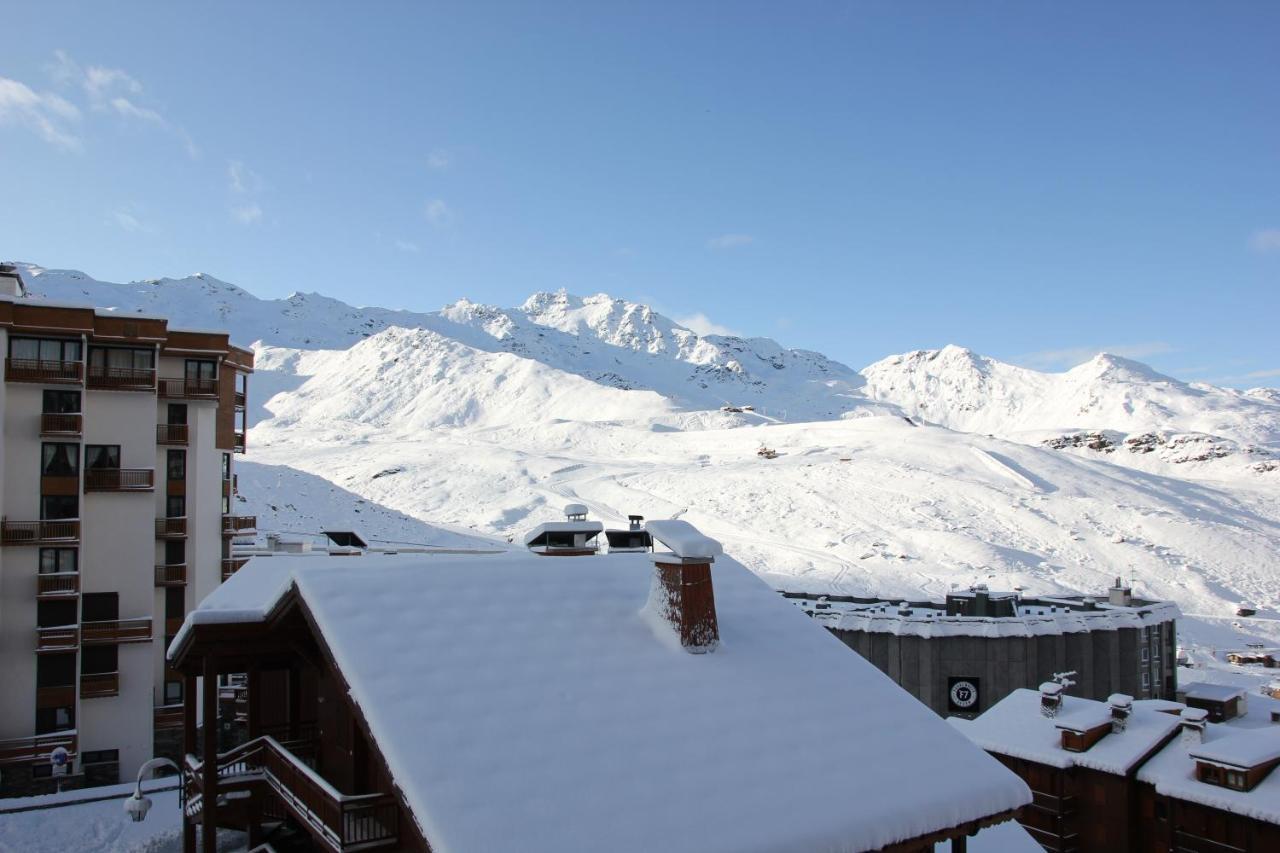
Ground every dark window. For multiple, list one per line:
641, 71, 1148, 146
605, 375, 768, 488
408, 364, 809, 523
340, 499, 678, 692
164, 540, 185, 565
88, 346, 153, 371
1155, 800, 1167, 821
42, 390, 81, 414
165, 587, 184, 620
167, 450, 185, 481
81, 592, 118, 623
36, 654, 76, 688
164, 680, 183, 703
34, 705, 73, 734
10, 337, 81, 363
185, 359, 217, 381
82, 749, 119, 765
167, 495, 186, 518
167, 403, 187, 425
39, 548, 77, 574
81, 645, 117, 675
41, 495, 78, 520
222, 495, 231, 514
41, 443, 79, 477
222, 453, 231, 481
85, 445, 120, 470
36, 600, 77, 628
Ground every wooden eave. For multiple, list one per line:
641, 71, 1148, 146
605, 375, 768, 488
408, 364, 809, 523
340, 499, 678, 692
168, 586, 318, 675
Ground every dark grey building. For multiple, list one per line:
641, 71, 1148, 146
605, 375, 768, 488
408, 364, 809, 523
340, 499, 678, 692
785, 579, 1179, 718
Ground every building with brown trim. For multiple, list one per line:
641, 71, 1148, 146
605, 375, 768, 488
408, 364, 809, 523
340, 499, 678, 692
167, 518, 1031, 852
0, 266, 254, 796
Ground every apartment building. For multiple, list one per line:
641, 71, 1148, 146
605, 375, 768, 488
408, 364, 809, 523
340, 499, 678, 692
0, 264, 254, 796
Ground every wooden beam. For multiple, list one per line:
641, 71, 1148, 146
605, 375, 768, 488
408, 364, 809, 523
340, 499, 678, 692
183, 674, 197, 853
201, 657, 218, 853
288, 666, 302, 742
247, 666, 261, 740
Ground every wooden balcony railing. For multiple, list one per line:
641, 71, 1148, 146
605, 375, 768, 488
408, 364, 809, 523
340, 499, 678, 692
222, 557, 250, 581
234, 390, 247, 409
0, 732, 77, 766
233, 432, 247, 454
37, 625, 80, 652
36, 685, 75, 710
81, 617, 152, 645
156, 516, 187, 538
223, 515, 256, 535
186, 736, 398, 851
80, 671, 120, 699
85, 468, 154, 491
86, 365, 155, 390
1, 518, 80, 546
158, 377, 219, 399
155, 563, 188, 587
37, 572, 80, 598
155, 704, 184, 731
5, 357, 83, 385
40, 412, 83, 436
156, 423, 189, 445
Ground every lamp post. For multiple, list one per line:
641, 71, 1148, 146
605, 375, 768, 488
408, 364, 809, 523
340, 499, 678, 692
123, 757, 181, 823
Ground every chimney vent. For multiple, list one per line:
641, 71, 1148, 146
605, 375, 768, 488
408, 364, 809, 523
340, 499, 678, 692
1040, 682, 1064, 718
1109, 693, 1133, 732
628, 515, 644, 531
1109, 577, 1134, 607
644, 520, 723, 654
565, 504, 588, 521
1180, 707, 1208, 745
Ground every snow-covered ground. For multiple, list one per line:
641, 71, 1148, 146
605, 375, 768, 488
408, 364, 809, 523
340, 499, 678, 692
16, 262, 1280, 674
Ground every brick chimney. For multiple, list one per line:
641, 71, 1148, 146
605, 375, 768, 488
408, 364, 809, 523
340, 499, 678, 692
1109, 693, 1133, 732
644, 520, 723, 654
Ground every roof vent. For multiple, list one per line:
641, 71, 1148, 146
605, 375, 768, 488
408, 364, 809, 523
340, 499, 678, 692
524, 508, 603, 556
1181, 707, 1209, 745
1109, 577, 1133, 607
1109, 693, 1133, 732
565, 503, 588, 521
645, 520, 722, 654
1040, 682, 1064, 718
323, 528, 368, 555
628, 514, 644, 531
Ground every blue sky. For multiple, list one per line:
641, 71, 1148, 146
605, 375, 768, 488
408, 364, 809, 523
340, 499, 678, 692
1, 3, 1277, 385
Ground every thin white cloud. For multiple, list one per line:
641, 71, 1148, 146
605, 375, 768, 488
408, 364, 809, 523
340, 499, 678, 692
0, 76, 82, 150
427, 149, 451, 170
1016, 342, 1174, 370
707, 233, 753, 250
231, 204, 263, 225
228, 161, 261, 194
109, 208, 154, 234
424, 198, 453, 225
676, 312, 742, 338
394, 239, 421, 253
1251, 229, 1280, 254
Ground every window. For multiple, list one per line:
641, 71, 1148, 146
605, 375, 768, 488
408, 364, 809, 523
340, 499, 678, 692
1225, 770, 1247, 790
41, 443, 79, 477
164, 680, 183, 703
41, 495, 78, 520
42, 390, 81, 414
164, 540, 185, 566
82, 749, 119, 766
1142, 647, 1150, 662
222, 453, 231, 481
165, 587, 184, 621
167, 449, 185, 481
35, 706, 73, 735
185, 359, 217, 381
38, 548, 77, 574
167, 403, 187, 426
1142, 672, 1151, 688
84, 445, 120, 470
36, 654, 76, 688
81, 592, 118, 623
81, 645, 117, 675
222, 494, 230, 514
1155, 800, 1167, 821
36, 600, 77, 628
166, 495, 186, 518
10, 337, 81, 363
88, 346, 153, 372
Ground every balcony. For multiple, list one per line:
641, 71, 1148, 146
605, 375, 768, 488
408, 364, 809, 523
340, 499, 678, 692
84, 468, 154, 492
1, 518, 80, 546
156, 516, 187, 538
234, 389, 246, 409
158, 377, 219, 399
154, 704, 184, 731
222, 557, 250, 581
37, 625, 80, 652
156, 423, 189, 445
37, 572, 80, 598
36, 685, 75, 710
81, 617, 152, 645
0, 732, 77, 766
80, 671, 120, 699
4, 357, 82, 385
86, 365, 155, 391
155, 563, 187, 587
40, 412, 83, 436
233, 432, 247, 454
223, 515, 257, 535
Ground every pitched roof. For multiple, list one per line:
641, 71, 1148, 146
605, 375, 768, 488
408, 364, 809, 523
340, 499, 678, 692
177, 549, 1029, 853
1138, 724, 1280, 823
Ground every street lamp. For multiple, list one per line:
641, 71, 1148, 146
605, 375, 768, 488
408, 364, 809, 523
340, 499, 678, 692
123, 757, 181, 823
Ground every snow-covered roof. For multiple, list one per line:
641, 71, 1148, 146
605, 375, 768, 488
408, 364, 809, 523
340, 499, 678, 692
1183, 682, 1249, 702
1054, 706, 1113, 734
1138, 724, 1280, 822
645, 519, 724, 560
951, 689, 1182, 775
1189, 730, 1280, 770
521, 520, 604, 546
819, 598, 1179, 639
176, 550, 1029, 852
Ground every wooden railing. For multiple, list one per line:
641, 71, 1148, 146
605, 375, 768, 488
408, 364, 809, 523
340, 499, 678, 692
222, 557, 250, 580
156, 516, 187, 538
85, 468, 154, 491
187, 736, 398, 851
37, 571, 80, 598
80, 671, 120, 699
156, 563, 188, 586
36, 685, 76, 710
234, 390, 246, 408
233, 432, 247, 453
156, 423, 189, 444
37, 625, 80, 652
86, 365, 155, 390
159, 377, 218, 399
0, 732, 77, 766
5, 357, 82, 384
155, 704, 184, 731
40, 412, 83, 435
81, 617, 152, 645
1, 518, 80, 545
223, 515, 257, 534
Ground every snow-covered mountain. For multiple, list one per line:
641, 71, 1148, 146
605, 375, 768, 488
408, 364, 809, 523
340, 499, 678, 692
11, 261, 1280, 660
